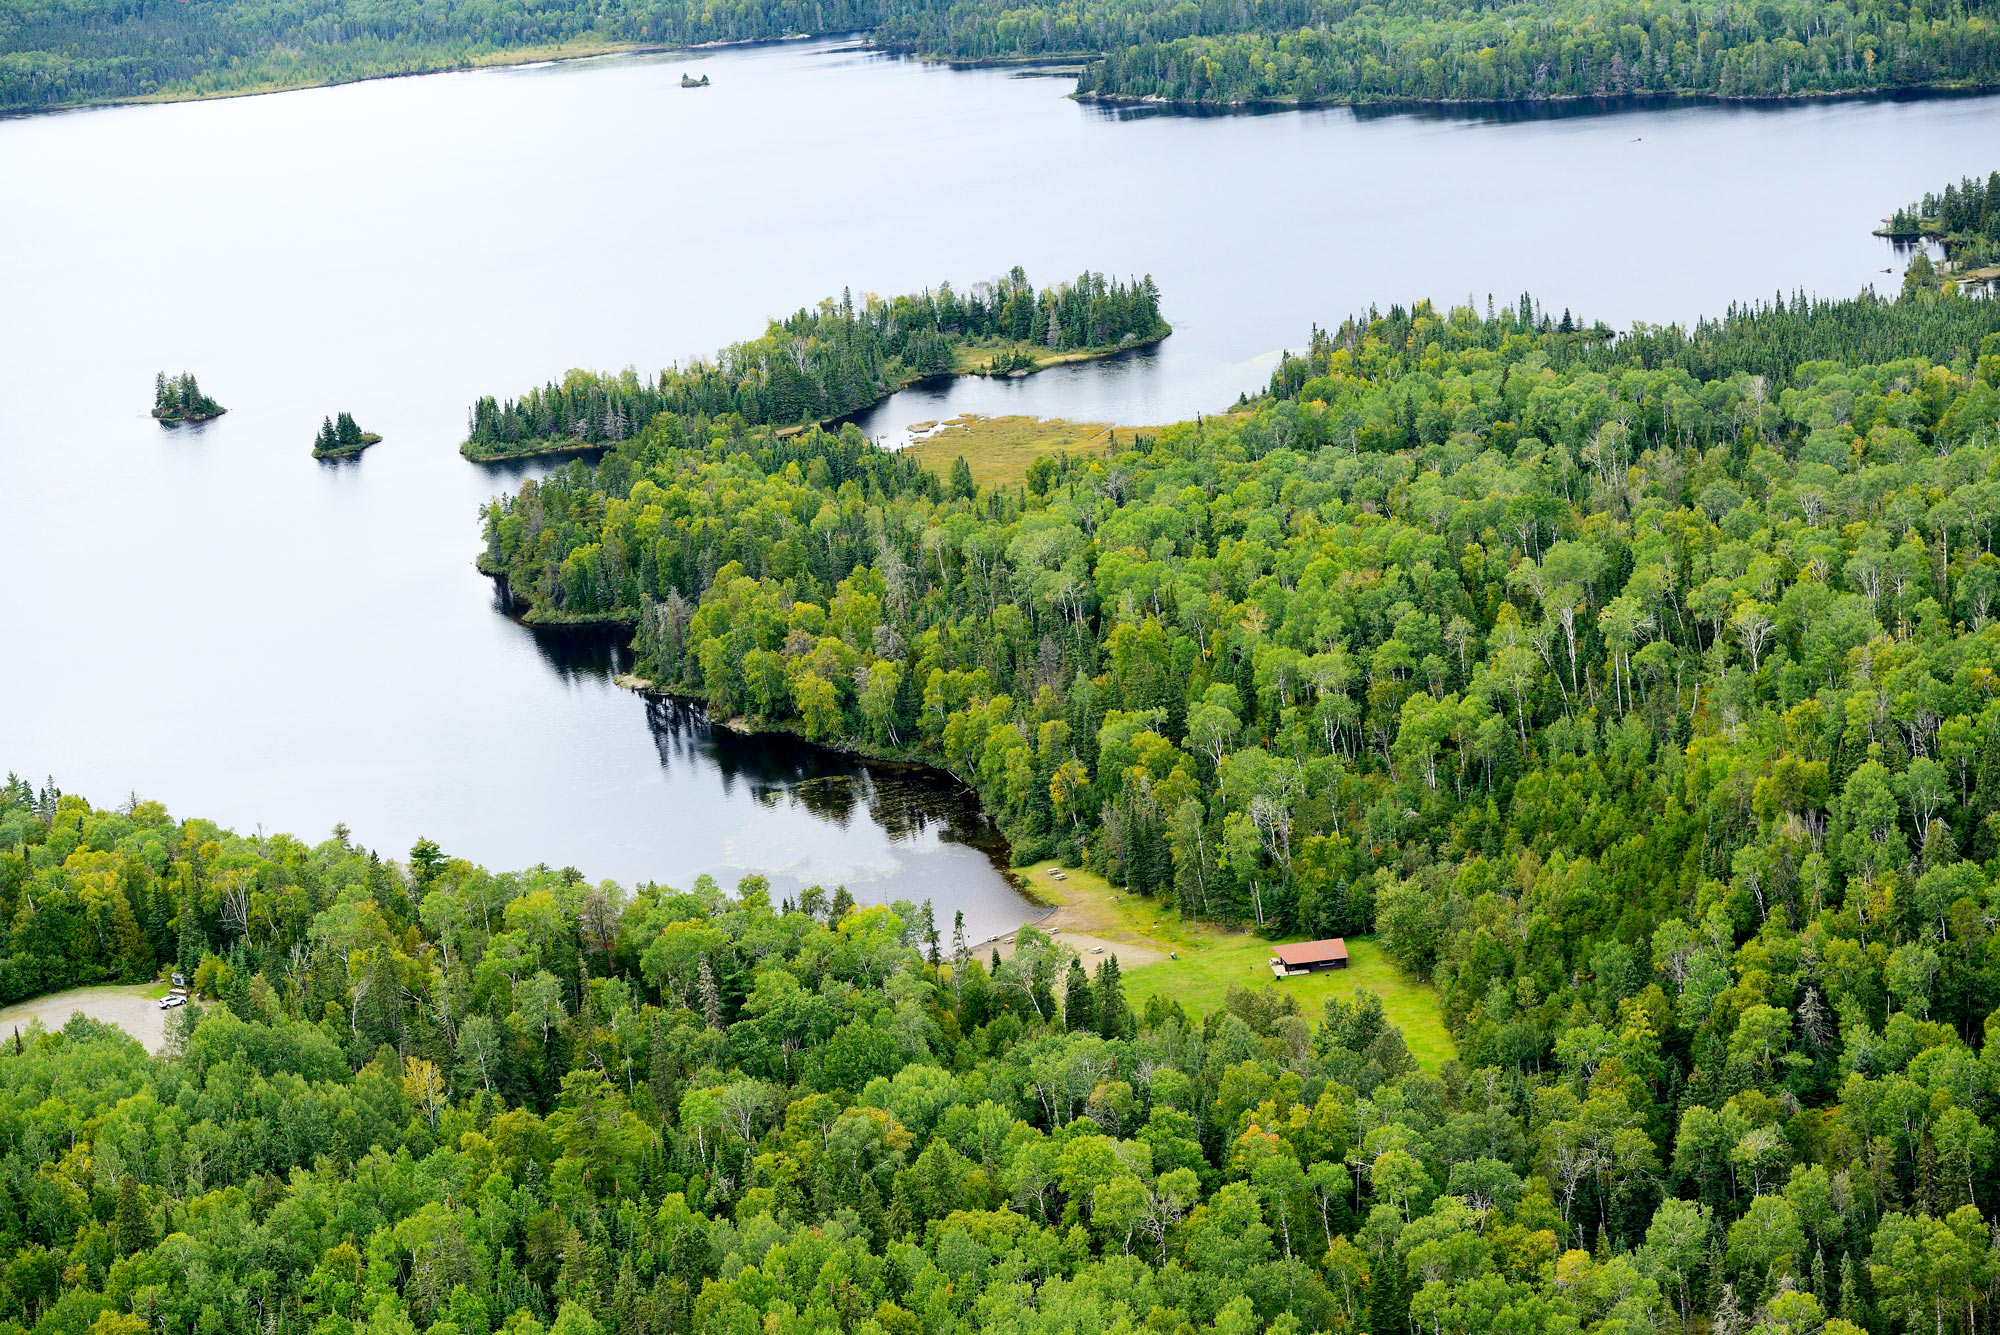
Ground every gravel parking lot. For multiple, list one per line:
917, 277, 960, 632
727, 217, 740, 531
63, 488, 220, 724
0, 984, 169, 1053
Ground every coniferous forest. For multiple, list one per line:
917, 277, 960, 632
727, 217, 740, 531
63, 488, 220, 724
461, 271, 1167, 462
15, 269, 2000, 1335
315, 413, 382, 459
7, 0, 1999, 111
1883, 170, 2000, 273
151, 372, 225, 424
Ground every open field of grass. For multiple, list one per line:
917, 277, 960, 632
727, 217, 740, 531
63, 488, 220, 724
948, 337, 1154, 376
902, 414, 1146, 489
1011, 860, 1457, 1069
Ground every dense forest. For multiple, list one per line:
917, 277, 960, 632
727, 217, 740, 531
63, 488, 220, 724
0, 0, 884, 111
315, 413, 382, 459
8, 0, 1999, 111
1067, 0, 2000, 106
151, 372, 224, 424
1884, 170, 2000, 272
462, 270, 1166, 461
17, 257, 2000, 1335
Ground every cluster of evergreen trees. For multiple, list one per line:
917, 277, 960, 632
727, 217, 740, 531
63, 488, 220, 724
1885, 170, 2000, 270
462, 270, 1167, 460
151, 371, 224, 423
1068, 0, 2000, 106
314, 412, 379, 457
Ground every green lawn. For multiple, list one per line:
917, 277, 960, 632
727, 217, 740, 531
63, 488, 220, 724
1012, 860, 1457, 1069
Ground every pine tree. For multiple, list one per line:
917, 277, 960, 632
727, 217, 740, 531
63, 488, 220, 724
1095, 954, 1131, 1039
317, 416, 337, 452
1062, 958, 1094, 1032
114, 1174, 148, 1255
1368, 1255, 1407, 1335
919, 898, 940, 966
829, 886, 855, 921
336, 411, 362, 447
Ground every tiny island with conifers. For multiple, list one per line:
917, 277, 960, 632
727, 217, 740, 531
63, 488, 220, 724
459, 267, 1168, 461
150, 371, 225, 423
312, 412, 382, 459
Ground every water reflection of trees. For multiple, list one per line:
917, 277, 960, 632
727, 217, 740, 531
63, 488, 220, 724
642, 695, 1005, 859
522, 623, 633, 684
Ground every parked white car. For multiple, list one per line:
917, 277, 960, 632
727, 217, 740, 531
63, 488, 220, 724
159, 994, 185, 1010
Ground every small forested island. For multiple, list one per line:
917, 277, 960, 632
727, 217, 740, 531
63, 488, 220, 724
1881, 170, 2000, 287
313, 411, 383, 458
150, 371, 225, 423
680, 71, 710, 86
460, 266, 1168, 461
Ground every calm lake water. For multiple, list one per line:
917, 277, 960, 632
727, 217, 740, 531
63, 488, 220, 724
1, 39, 1993, 935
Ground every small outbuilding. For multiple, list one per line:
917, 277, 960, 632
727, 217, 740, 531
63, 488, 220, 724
1271, 938, 1349, 978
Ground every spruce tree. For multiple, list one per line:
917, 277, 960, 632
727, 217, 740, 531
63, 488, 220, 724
114, 1174, 148, 1255
1368, 1254, 1407, 1335
1062, 958, 1094, 1032
1095, 954, 1131, 1039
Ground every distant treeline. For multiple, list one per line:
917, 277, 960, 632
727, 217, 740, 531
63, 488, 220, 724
463, 268, 1166, 458
1266, 284, 2000, 406
1070, 0, 2000, 104
8, 0, 1998, 111
0, 0, 884, 110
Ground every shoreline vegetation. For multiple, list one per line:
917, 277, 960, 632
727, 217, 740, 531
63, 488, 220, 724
312, 411, 383, 459
478, 276, 2000, 940
150, 371, 224, 424
1877, 168, 2000, 292
458, 267, 1168, 462
12, 0, 2000, 115
1072, 77, 2000, 112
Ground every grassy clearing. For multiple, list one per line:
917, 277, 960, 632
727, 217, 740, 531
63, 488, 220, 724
903, 414, 1146, 489
948, 338, 1149, 376
1012, 860, 1458, 1069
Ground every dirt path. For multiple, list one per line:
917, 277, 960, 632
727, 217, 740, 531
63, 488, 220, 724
0, 984, 168, 1053
972, 866, 1170, 969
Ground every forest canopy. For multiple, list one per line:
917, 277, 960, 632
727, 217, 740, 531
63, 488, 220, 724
7, 0, 1998, 110
461, 269, 1167, 461
12, 277, 2000, 1335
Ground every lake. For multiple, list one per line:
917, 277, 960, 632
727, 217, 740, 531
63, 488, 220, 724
1, 39, 1992, 938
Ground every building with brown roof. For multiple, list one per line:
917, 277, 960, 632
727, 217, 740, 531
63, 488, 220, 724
1270, 938, 1348, 977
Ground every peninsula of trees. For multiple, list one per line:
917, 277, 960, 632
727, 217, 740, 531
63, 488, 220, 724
1882, 170, 2000, 281
23, 270, 2000, 1335
461, 269, 1167, 462
314, 412, 383, 459
11, 0, 1997, 112
151, 371, 225, 424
